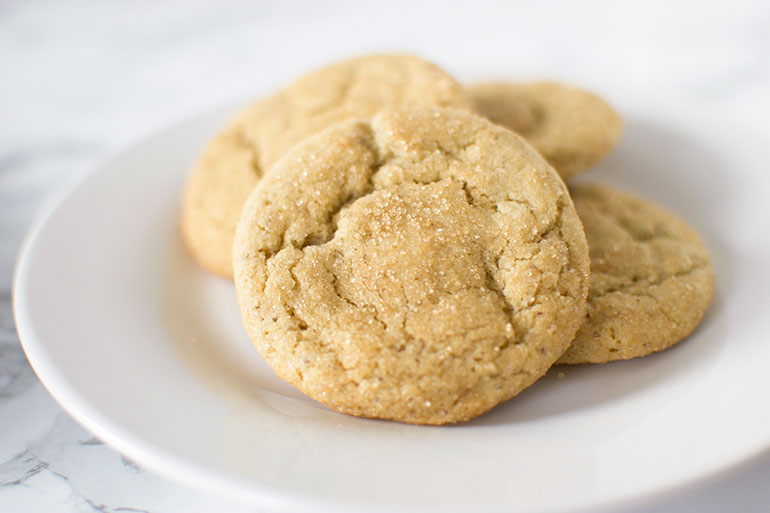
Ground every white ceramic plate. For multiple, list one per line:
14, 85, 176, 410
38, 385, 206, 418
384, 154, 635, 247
13, 101, 770, 513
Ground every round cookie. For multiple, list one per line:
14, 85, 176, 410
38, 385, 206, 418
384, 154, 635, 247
233, 107, 590, 425
558, 184, 714, 364
467, 81, 622, 180
181, 54, 472, 277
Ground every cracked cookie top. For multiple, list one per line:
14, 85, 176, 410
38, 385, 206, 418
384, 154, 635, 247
233, 108, 590, 425
468, 81, 622, 180
558, 184, 714, 364
181, 54, 471, 277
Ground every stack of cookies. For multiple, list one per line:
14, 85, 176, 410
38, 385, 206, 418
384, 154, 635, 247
180, 55, 714, 425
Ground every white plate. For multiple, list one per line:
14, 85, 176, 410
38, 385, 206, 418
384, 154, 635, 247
13, 101, 770, 513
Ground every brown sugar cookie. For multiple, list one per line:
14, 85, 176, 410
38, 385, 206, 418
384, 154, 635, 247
467, 81, 622, 180
181, 55, 472, 277
233, 108, 590, 424
558, 184, 714, 364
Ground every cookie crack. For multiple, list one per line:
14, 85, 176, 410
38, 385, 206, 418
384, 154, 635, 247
286, 260, 310, 332
591, 199, 683, 245
445, 363, 535, 414
261, 127, 388, 261
594, 262, 708, 300
504, 196, 577, 327
449, 181, 572, 354
233, 124, 262, 177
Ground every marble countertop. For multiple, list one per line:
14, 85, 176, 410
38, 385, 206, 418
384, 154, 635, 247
1, 1, 769, 511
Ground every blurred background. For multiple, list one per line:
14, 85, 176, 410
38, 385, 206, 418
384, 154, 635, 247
1, 0, 769, 512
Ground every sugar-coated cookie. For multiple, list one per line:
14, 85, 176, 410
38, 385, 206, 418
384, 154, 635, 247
468, 81, 622, 180
233, 108, 590, 424
558, 184, 714, 364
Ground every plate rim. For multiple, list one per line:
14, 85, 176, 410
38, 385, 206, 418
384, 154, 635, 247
12, 101, 770, 513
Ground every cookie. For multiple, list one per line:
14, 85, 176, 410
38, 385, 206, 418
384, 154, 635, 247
181, 54, 472, 277
467, 81, 622, 180
558, 184, 714, 364
233, 108, 590, 424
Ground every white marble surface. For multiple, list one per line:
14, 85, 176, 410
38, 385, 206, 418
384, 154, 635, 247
1, 1, 769, 512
